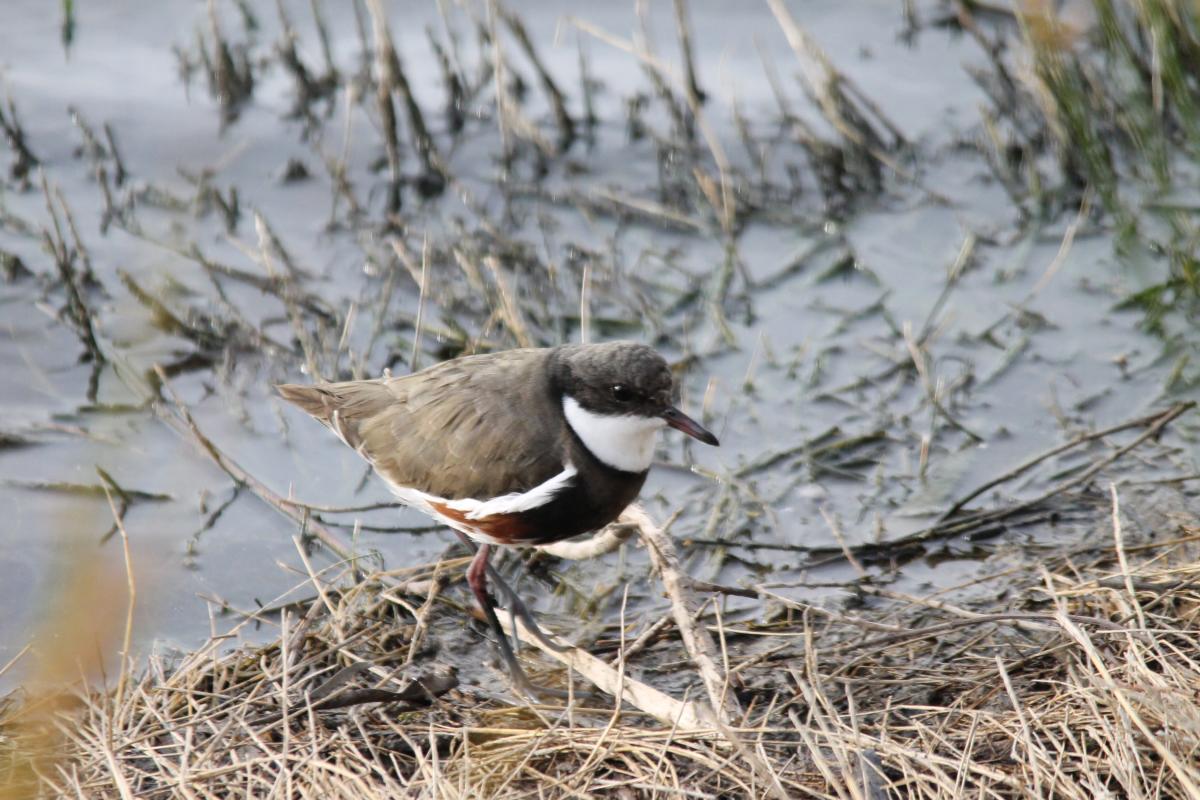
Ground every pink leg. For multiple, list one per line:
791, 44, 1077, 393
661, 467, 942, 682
464, 543, 537, 694
466, 543, 493, 611
460, 536, 569, 652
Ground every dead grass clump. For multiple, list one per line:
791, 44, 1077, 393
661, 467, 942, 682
3, 494, 1200, 798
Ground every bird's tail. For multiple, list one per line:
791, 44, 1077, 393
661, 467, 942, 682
275, 383, 338, 424
276, 380, 394, 453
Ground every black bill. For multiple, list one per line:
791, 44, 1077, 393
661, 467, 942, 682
661, 406, 719, 446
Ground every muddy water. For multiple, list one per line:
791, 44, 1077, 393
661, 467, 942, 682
1, 0, 1195, 689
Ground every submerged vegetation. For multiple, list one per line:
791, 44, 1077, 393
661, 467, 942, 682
1, 0, 1199, 796
968, 0, 1200, 374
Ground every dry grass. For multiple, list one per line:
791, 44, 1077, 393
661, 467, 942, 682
4, 492, 1200, 798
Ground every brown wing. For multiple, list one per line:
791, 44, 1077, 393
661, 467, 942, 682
277, 349, 568, 500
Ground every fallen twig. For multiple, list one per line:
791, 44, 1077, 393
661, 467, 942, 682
498, 614, 710, 731
626, 504, 742, 724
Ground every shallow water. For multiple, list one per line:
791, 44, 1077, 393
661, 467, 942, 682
1, 0, 1196, 690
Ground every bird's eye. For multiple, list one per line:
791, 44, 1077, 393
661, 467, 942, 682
611, 385, 634, 402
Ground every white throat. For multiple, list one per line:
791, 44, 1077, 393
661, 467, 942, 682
562, 396, 664, 473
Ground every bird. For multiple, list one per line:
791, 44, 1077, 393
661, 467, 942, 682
277, 341, 719, 692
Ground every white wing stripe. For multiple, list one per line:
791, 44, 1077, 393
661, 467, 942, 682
383, 465, 577, 522
444, 465, 577, 519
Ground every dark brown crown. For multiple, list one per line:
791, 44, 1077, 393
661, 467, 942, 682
550, 341, 674, 418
